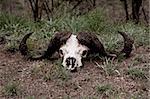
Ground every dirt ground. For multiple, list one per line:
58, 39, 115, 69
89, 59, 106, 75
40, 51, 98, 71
0, 43, 149, 99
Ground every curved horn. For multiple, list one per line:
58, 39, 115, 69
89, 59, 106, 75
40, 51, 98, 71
19, 32, 33, 56
42, 32, 72, 58
77, 32, 111, 57
118, 31, 134, 57
77, 32, 134, 58
19, 32, 72, 60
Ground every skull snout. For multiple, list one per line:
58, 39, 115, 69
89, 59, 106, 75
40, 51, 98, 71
65, 57, 76, 68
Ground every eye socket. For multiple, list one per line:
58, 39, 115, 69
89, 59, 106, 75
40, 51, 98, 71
82, 50, 88, 57
59, 49, 63, 56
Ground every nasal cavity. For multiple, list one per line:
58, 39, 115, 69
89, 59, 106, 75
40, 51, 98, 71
66, 57, 76, 68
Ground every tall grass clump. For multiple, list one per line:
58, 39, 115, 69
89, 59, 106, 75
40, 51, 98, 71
81, 9, 110, 33
43, 60, 70, 81
0, 13, 54, 52
0, 13, 26, 30
2, 81, 20, 96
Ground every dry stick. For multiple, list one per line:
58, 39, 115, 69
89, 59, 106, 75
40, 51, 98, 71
132, 0, 142, 24
89, 0, 96, 7
51, 0, 54, 11
54, 1, 61, 9
86, 0, 92, 7
28, 0, 35, 14
124, 0, 129, 20
35, 0, 39, 21
39, 2, 44, 20
92, 0, 96, 7
69, 0, 85, 16
142, 7, 149, 25
121, 0, 129, 21
87, 0, 96, 13
28, 0, 38, 21
33, 0, 36, 4
70, 0, 83, 11
45, 0, 52, 15
43, 2, 51, 20
86, 0, 96, 7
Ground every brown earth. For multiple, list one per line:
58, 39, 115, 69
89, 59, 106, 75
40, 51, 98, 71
0, 43, 149, 99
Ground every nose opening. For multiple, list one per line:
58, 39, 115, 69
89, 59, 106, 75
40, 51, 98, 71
65, 57, 76, 68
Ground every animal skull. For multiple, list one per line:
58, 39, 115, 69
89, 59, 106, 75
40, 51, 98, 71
59, 35, 89, 70
19, 31, 134, 71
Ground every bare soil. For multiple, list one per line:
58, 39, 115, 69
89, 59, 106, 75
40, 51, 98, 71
0, 44, 149, 99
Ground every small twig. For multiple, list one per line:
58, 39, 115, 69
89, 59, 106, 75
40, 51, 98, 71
114, 70, 121, 76
43, 2, 51, 20
120, 0, 129, 21
141, 7, 149, 25
94, 61, 105, 70
70, 0, 83, 11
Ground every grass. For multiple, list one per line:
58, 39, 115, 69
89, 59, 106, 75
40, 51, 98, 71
3, 82, 20, 96
95, 58, 120, 76
30, 59, 70, 82
5, 41, 18, 53
43, 60, 70, 81
96, 84, 119, 98
133, 54, 148, 64
81, 96, 98, 99
26, 96, 47, 99
126, 68, 147, 80
26, 96, 35, 99
96, 84, 112, 94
